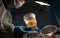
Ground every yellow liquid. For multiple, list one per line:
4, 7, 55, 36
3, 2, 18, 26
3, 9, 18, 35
27, 21, 36, 28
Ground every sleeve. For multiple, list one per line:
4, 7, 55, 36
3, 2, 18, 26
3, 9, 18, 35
0, 0, 15, 33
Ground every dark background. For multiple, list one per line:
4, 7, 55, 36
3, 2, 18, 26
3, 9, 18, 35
36, 0, 50, 4
2, 0, 50, 8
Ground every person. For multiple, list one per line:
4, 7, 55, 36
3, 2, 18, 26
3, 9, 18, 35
0, 0, 14, 38
7, 0, 58, 38
7, 0, 57, 28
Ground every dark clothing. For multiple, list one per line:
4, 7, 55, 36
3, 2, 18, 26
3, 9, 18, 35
14, 27, 26, 38
7, 0, 58, 38
8, 1, 57, 28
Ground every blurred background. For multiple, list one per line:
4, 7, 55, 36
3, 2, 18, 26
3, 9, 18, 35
1, 0, 60, 38
2, 0, 50, 8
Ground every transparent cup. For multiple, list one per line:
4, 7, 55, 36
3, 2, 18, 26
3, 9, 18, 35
18, 13, 40, 32
23, 13, 37, 28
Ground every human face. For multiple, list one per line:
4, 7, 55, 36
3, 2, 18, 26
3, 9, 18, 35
15, 0, 25, 2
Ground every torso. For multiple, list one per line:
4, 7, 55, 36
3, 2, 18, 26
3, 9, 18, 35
7, 1, 58, 28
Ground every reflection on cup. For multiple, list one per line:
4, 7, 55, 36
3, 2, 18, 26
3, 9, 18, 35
23, 13, 37, 28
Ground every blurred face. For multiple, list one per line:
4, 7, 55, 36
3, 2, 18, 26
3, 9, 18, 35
14, 0, 26, 8
15, 0, 25, 3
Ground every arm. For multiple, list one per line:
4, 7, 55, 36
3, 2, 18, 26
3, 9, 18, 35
0, 0, 14, 32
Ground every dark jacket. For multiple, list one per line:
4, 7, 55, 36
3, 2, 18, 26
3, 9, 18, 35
8, 0, 58, 28
7, 0, 58, 38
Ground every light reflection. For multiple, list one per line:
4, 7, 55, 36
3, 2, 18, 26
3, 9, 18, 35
35, 1, 50, 6
23, 13, 37, 28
